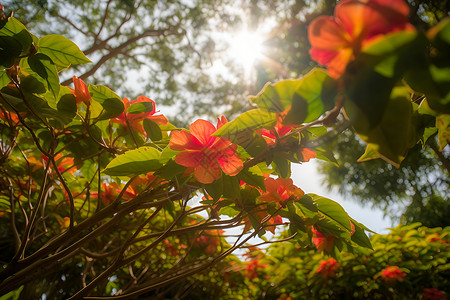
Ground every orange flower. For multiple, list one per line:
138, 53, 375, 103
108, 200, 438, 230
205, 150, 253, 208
244, 259, 267, 279
111, 96, 167, 136
316, 257, 340, 279
308, 0, 411, 78
72, 76, 91, 105
380, 265, 406, 283
90, 183, 118, 206
259, 177, 304, 205
169, 117, 243, 184
258, 123, 294, 146
42, 154, 75, 174
311, 226, 335, 253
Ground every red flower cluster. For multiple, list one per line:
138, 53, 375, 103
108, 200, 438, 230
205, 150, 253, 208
195, 230, 224, 255
170, 117, 243, 184
308, 0, 412, 78
380, 265, 406, 283
244, 259, 267, 279
316, 257, 340, 279
259, 177, 304, 205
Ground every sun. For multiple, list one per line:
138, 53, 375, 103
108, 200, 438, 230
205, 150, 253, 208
228, 30, 265, 71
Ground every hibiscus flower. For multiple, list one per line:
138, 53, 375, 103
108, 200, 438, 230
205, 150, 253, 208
169, 117, 243, 184
308, 0, 411, 78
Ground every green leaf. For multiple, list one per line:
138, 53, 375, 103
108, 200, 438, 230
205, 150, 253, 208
238, 165, 266, 191
350, 219, 373, 250
205, 176, 223, 201
213, 109, 276, 137
249, 69, 336, 125
57, 86, 77, 120
0, 17, 33, 59
21, 54, 60, 107
143, 119, 163, 141
347, 31, 426, 130
89, 84, 124, 120
104, 147, 162, 176
272, 154, 290, 179
293, 194, 318, 220
222, 174, 240, 198
310, 194, 352, 232
0, 70, 10, 89
127, 101, 153, 114
38, 34, 91, 71
154, 159, 186, 180
350, 86, 420, 167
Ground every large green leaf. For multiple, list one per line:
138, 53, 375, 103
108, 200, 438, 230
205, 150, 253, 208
38, 34, 91, 71
350, 86, 420, 167
0, 17, 33, 68
213, 109, 276, 137
310, 194, 352, 232
346, 31, 427, 130
249, 69, 336, 125
89, 84, 124, 120
104, 146, 162, 176
20, 54, 60, 108
0, 70, 11, 89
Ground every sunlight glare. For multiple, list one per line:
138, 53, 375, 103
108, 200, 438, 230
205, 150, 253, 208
228, 30, 265, 71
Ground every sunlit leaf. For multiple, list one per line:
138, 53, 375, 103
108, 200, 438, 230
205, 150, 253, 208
310, 194, 352, 232
104, 147, 162, 176
38, 34, 91, 71
213, 109, 276, 137
89, 84, 124, 120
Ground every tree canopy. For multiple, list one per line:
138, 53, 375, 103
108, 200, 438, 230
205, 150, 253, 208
0, 0, 449, 299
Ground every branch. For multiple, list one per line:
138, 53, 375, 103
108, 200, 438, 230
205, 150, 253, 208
61, 26, 179, 85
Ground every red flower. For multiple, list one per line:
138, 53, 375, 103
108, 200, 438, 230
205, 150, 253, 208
42, 154, 75, 174
259, 123, 294, 145
72, 76, 91, 105
308, 0, 412, 78
111, 96, 167, 136
259, 177, 304, 205
169, 117, 243, 184
244, 259, 267, 279
311, 226, 335, 253
380, 265, 406, 283
90, 183, 118, 206
422, 288, 447, 300
316, 257, 340, 279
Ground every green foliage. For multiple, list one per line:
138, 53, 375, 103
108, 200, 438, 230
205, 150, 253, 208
244, 224, 450, 299
0, 2, 448, 299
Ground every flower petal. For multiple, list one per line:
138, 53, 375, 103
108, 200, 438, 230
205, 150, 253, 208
217, 152, 243, 176
309, 16, 350, 53
325, 47, 354, 78
194, 159, 221, 184
190, 119, 217, 146
72, 76, 91, 104
170, 130, 202, 151
336, 0, 410, 40
175, 150, 204, 167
